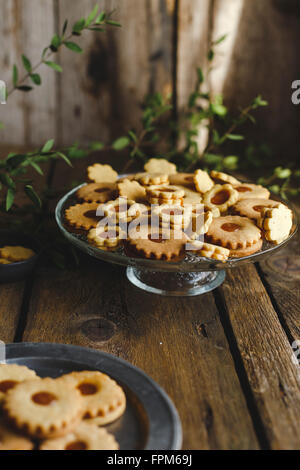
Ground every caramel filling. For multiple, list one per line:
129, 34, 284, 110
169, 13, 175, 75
160, 188, 176, 193
32, 392, 57, 405
148, 234, 166, 243
221, 223, 241, 232
65, 441, 87, 451
211, 190, 230, 205
0, 380, 18, 393
236, 186, 251, 193
78, 382, 98, 396
95, 187, 110, 193
114, 205, 127, 213
185, 176, 193, 182
84, 210, 97, 219
253, 205, 268, 213
161, 208, 183, 216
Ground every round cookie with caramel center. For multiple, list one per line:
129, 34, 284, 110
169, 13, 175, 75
0, 419, 33, 450
77, 183, 117, 203
0, 364, 38, 403
203, 184, 238, 213
65, 202, 104, 230
229, 238, 263, 258
233, 183, 270, 200
127, 226, 188, 261
206, 215, 262, 250
233, 198, 282, 220
40, 422, 119, 451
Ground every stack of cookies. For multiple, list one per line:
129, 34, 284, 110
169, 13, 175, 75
0, 364, 126, 450
63, 158, 294, 263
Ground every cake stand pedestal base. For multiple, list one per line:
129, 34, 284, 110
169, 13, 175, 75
126, 267, 226, 297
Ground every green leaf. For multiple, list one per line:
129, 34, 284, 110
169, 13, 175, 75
95, 12, 106, 24
62, 20, 68, 35
203, 153, 223, 165
44, 61, 63, 72
6, 153, 27, 168
42, 139, 54, 153
112, 136, 130, 151
213, 34, 228, 45
210, 103, 227, 117
197, 67, 204, 84
22, 54, 32, 73
24, 185, 42, 208
274, 167, 291, 179
0, 173, 16, 189
252, 95, 268, 108
89, 141, 105, 150
17, 86, 33, 92
30, 161, 44, 175
30, 73, 42, 85
207, 50, 214, 61
64, 41, 83, 53
223, 155, 239, 170
6, 188, 15, 211
57, 152, 72, 167
72, 18, 86, 34
51, 34, 62, 50
128, 131, 137, 143
106, 20, 121, 27
85, 5, 99, 26
268, 185, 280, 194
227, 134, 245, 141
12, 65, 18, 87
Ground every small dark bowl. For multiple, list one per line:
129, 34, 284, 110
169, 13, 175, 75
0, 231, 41, 283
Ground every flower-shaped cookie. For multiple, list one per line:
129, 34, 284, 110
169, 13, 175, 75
203, 184, 238, 213
193, 169, 214, 193
77, 183, 117, 203
257, 205, 293, 244
233, 183, 270, 200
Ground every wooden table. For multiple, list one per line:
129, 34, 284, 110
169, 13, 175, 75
0, 157, 300, 450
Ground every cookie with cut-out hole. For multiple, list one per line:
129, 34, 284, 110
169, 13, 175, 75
65, 202, 104, 231
233, 198, 282, 221
40, 421, 119, 450
88, 226, 125, 249
233, 183, 270, 200
210, 171, 241, 186
137, 173, 169, 187
77, 183, 117, 204
186, 240, 230, 262
146, 185, 185, 201
203, 184, 238, 213
0, 364, 38, 404
206, 215, 262, 250
66, 371, 126, 421
3, 377, 84, 439
0, 418, 33, 450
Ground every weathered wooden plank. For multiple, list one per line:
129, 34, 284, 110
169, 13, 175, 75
219, 264, 300, 450
0, 0, 57, 146
57, 0, 174, 146
23, 257, 259, 450
210, 0, 300, 158
0, 283, 25, 343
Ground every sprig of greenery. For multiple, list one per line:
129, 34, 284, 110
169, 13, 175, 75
5, 6, 120, 98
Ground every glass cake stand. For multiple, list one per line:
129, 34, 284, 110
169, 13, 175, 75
55, 184, 298, 297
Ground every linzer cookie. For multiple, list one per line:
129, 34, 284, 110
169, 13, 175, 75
144, 158, 177, 175
233, 183, 270, 200
146, 185, 185, 201
169, 173, 195, 188
0, 364, 38, 403
65, 203, 103, 230
233, 198, 282, 220
229, 239, 263, 258
77, 183, 117, 204
206, 215, 262, 249
193, 169, 214, 193
137, 173, 169, 186
102, 197, 137, 222
187, 240, 230, 262
127, 227, 188, 261
0, 246, 35, 263
3, 377, 84, 439
210, 171, 241, 186
257, 205, 293, 244
87, 164, 118, 184
187, 208, 213, 240
88, 226, 125, 250
40, 422, 119, 451
154, 204, 192, 229
66, 371, 126, 422
0, 419, 34, 450
203, 184, 238, 213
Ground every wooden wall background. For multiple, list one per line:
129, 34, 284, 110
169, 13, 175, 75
0, 0, 300, 161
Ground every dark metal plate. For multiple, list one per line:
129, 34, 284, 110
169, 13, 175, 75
4, 343, 182, 450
